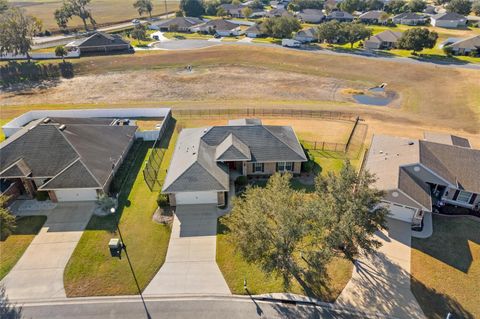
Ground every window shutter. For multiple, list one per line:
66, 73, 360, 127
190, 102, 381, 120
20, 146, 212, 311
252, 163, 255, 172
469, 194, 477, 205
261, 163, 264, 172
276, 162, 278, 171
452, 190, 460, 201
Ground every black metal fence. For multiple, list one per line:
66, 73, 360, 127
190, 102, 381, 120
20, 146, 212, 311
301, 140, 347, 153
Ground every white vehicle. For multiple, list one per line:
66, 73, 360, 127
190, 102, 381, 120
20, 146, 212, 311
281, 39, 301, 48
132, 19, 141, 25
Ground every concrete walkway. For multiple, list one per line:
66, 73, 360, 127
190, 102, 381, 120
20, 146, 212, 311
1, 202, 94, 301
335, 218, 425, 319
144, 204, 230, 295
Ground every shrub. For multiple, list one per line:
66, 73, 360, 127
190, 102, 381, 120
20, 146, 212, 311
303, 160, 315, 173
443, 45, 454, 56
157, 193, 169, 207
235, 175, 248, 187
36, 191, 49, 201
96, 194, 116, 212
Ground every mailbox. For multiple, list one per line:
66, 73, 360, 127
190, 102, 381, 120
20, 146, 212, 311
109, 238, 122, 258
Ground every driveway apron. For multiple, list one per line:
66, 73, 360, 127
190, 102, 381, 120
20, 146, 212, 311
144, 204, 231, 295
335, 218, 426, 319
1, 202, 94, 301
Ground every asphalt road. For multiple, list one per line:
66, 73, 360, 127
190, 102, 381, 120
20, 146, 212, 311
12, 296, 382, 319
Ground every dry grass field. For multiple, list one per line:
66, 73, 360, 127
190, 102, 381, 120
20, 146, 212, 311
9, 0, 179, 31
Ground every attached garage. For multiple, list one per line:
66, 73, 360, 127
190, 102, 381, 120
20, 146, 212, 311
174, 191, 218, 205
54, 189, 98, 202
382, 202, 417, 223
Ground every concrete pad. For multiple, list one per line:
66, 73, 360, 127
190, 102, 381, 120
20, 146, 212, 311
144, 205, 231, 296
1, 202, 94, 301
335, 218, 425, 319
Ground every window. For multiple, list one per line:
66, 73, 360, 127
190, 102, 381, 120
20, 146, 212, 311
456, 191, 472, 203
277, 162, 293, 172
253, 163, 264, 173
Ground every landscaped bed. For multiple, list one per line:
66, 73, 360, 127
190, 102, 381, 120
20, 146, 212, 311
411, 215, 480, 318
0, 216, 47, 280
64, 142, 172, 296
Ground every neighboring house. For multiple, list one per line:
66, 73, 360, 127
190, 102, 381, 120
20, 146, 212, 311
364, 30, 402, 49
358, 10, 388, 24
149, 17, 204, 32
443, 35, 480, 56
245, 24, 264, 38
162, 119, 307, 206
0, 118, 137, 202
326, 10, 354, 22
392, 12, 426, 25
266, 7, 293, 17
364, 133, 480, 226
297, 9, 325, 23
423, 5, 437, 15
191, 19, 241, 36
430, 12, 467, 28
65, 32, 131, 54
294, 28, 317, 42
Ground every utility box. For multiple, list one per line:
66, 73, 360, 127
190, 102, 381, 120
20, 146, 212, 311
109, 238, 122, 258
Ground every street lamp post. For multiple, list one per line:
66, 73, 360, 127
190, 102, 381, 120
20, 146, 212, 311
109, 207, 151, 319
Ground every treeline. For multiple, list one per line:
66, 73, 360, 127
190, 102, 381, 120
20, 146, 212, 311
0, 62, 74, 87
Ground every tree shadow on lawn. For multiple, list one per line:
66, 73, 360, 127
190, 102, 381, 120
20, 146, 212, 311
85, 141, 152, 233
409, 54, 470, 65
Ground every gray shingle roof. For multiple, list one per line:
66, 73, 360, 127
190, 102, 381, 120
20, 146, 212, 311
215, 133, 251, 161
432, 12, 466, 21
369, 30, 402, 43
196, 19, 238, 32
39, 159, 100, 190
153, 16, 204, 29
327, 11, 354, 19
67, 32, 129, 48
419, 141, 480, 193
359, 10, 386, 20
393, 12, 425, 20
0, 159, 31, 178
398, 168, 432, 210
448, 35, 480, 51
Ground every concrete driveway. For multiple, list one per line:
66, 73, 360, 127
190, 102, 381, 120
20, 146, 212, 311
335, 218, 425, 319
1, 202, 94, 301
144, 204, 230, 295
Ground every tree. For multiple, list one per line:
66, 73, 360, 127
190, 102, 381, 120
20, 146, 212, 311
365, 0, 385, 11
180, 0, 205, 17
473, 0, 480, 16
385, 0, 406, 14
0, 195, 16, 240
342, 23, 372, 48
0, 7, 37, 59
315, 20, 343, 43
288, 0, 323, 11
261, 16, 301, 38
241, 6, 252, 18
407, 0, 426, 12
0, 0, 9, 13
309, 161, 389, 260
446, 0, 472, 15
397, 27, 438, 53
339, 0, 365, 13
131, 23, 147, 40
54, 0, 96, 32
249, 0, 265, 9
223, 173, 331, 288
205, 0, 220, 15
133, 0, 154, 18
175, 10, 184, 17
55, 45, 68, 63
216, 6, 227, 16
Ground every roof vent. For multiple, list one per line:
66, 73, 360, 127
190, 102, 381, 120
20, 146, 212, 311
43, 118, 51, 124
59, 124, 66, 131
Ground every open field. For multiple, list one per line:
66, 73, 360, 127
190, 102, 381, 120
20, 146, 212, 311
9, 0, 179, 31
1, 46, 479, 137
0, 216, 47, 280
411, 215, 480, 319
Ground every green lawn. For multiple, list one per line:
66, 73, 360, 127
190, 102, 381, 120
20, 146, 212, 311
64, 141, 172, 296
0, 216, 47, 280
411, 215, 480, 319
216, 220, 353, 301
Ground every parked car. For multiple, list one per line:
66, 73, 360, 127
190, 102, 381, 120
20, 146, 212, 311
282, 39, 301, 48
132, 19, 141, 25
214, 33, 222, 39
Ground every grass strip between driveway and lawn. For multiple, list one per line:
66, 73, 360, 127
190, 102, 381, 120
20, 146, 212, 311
0, 216, 47, 280
411, 215, 480, 319
64, 141, 172, 296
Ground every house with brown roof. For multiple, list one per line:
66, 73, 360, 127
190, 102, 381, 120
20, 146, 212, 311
364, 133, 480, 227
364, 30, 402, 49
162, 119, 307, 206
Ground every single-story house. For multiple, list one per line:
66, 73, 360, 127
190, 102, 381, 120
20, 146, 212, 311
266, 7, 293, 18
297, 9, 325, 23
245, 24, 264, 38
0, 118, 137, 202
326, 10, 354, 22
191, 19, 241, 36
162, 119, 307, 206
443, 35, 480, 56
423, 5, 437, 15
392, 12, 426, 25
364, 30, 402, 49
364, 133, 480, 226
358, 10, 388, 24
149, 17, 204, 32
294, 28, 317, 43
65, 32, 131, 54
430, 12, 467, 28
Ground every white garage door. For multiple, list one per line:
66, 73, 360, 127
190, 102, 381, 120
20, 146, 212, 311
55, 189, 98, 202
175, 191, 218, 205
383, 202, 416, 223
